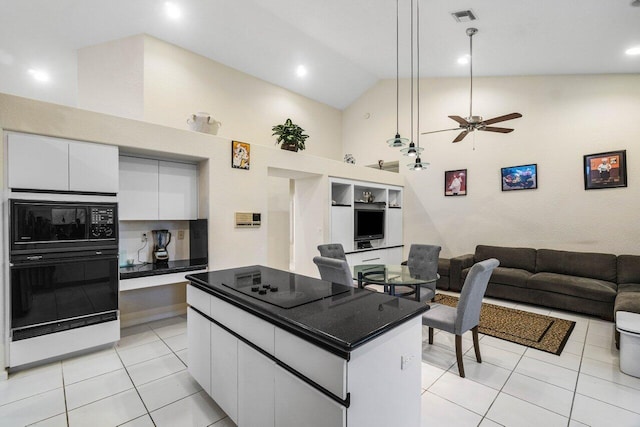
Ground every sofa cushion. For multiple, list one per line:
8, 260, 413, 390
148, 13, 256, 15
475, 245, 536, 272
618, 255, 640, 284
462, 266, 531, 288
438, 258, 450, 276
615, 292, 640, 314
528, 272, 617, 302
618, 283, 640, 293
535, 249, 617, 282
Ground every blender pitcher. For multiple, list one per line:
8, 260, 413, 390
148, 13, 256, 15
152, 229, 172, 263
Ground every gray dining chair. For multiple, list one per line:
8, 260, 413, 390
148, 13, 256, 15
421, 258, 499, 378
317, 243, 347, 261
406, 244, 441, 302
313, 256, 354, 287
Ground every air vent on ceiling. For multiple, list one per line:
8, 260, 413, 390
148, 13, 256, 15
451, 10, 477, 22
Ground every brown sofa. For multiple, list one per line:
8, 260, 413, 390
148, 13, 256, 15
449, 245, 640, 321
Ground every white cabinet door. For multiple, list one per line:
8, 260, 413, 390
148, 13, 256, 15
158, 160, 198, 220
187, 308, 211, 394
7, 133, 69, 191
386, 208, 403, 246
211, 322, 238, 423
238, 342, 275, 427
330, 206, 353, 252
118, 156, 159, 220
69, 141, 118, 193
274, 365, 346, 427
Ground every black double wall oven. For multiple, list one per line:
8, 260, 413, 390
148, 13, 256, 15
9, 200, 119, 341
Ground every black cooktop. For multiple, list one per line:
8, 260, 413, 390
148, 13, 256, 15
220, 267, 351, 309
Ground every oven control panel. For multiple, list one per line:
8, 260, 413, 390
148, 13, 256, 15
89, 206, 116, 239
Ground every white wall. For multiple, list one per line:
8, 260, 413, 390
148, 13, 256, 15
78, 34, 344, 161
343, 74, 640, 257
77, 35, 145, 120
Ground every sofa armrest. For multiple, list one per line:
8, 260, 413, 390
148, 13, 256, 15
450, 254, 474, 292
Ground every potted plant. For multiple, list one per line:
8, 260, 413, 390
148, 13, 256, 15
271, 118, 309, 152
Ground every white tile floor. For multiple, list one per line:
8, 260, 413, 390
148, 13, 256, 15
2, 294, 640, 426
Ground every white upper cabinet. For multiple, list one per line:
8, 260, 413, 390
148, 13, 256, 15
7, 133, 118, 193
118, 156, 159, 220
158, 160, 198, 220
69, 140, 119, 193
119, 156, 198, 220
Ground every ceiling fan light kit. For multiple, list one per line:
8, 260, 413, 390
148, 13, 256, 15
421, 27, 522, 143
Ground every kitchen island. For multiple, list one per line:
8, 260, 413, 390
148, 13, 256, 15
186, 265, 428, 427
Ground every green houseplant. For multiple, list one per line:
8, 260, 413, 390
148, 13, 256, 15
271, 118, 309, 152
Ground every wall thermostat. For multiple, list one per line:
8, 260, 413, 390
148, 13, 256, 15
235, 212, 261, 228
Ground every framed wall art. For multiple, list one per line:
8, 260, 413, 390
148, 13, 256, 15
501, 163, 537, 191
583, 150, 627, 190
231, 140, 250, 170
444, 169, 467, 196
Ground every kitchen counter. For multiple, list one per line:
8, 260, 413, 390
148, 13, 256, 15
186, 265, 425, 426
120, 258, 207, 280
186, 265, 428, 358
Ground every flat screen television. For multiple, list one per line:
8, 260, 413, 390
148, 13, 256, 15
354, 209, 385, 241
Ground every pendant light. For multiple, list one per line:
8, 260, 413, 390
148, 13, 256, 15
387, 0, 409, 148
407, 0, 428, 170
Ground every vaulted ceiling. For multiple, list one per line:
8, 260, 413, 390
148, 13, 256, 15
1, 0, 638, 109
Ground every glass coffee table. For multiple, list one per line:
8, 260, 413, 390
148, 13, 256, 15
353, 264, 438, 301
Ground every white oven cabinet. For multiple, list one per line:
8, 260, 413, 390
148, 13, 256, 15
119, 156, 197, 220
7, 133, 118, 193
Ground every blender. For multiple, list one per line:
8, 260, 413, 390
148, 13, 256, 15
152, 229, 172, 264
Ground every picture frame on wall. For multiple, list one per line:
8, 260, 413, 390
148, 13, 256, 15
583, 150, 627, 190
444, 169, 467, 196
501, 163, 537, 191
231, 140, 250, 170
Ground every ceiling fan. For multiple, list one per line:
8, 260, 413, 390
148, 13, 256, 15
422, 28, 522, 143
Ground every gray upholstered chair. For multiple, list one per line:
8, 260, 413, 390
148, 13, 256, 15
313, 256, 354, 287
421, 258, 499, 378
317, 243, 347, 261
406, 244, 441, 302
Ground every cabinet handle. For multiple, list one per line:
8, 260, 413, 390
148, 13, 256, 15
363, 257, 381, 262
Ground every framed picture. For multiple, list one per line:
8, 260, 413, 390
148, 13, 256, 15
444, 169, 467, 196
231, 140, 250, 170
501, 163, 537, 191
583, 150, 627, 190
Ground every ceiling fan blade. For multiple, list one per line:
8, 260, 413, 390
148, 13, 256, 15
452, 131, 469, 143
448, 115, 469, 126
482, 113, 522, 126
482, 126, 514, 133
421, 127, 461, 135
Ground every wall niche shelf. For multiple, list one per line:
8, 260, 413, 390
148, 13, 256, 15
328, 177, 403, 264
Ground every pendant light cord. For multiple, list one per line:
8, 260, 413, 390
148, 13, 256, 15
395, 0, 400, 134
410, 0, 414, 144
469, 30, 473, 119
416, 0, 420, 150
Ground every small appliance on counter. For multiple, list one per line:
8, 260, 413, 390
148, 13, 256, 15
152, 229, 172, 264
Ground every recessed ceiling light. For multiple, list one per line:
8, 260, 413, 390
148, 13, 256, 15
296, 65, 307, 77
626, 46, 640, 56
165, 2, 181, 19
28, 68, 49, 82
457, 55, 469, 65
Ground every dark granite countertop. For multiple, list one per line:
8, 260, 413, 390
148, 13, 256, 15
120, 258, 208, 280
186, 265, 428, 359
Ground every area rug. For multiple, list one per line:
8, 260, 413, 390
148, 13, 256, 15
432, 294, 575, 355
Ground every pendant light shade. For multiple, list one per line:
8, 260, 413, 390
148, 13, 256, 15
407, 156, 430, 171
400, 141, 424, 156
387, 0, 408, 148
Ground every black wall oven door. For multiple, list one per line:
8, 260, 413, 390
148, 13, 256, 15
10, 249, 119, 341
